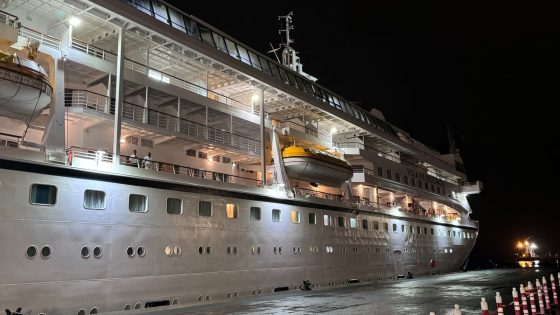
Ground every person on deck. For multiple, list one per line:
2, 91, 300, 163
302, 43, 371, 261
130, 150, 139, 167
143, 152, 152, 169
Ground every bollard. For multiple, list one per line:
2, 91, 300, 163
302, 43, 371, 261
521, 284, 530, 315
454, 304, 462, 315
542, 276, 551, 311
495, 292, 504, 315
552, 274, 559, 306
528, 281, 537, 315
481, 297, 489, 315
513, 287, 521, 315
536, 279, 544, 315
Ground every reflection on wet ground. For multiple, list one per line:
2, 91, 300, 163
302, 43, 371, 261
129, 268, 560, 315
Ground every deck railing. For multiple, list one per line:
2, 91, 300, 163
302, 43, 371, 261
279, 121, 331, 142
65, 90, 260, 154
68, 146, 263, 188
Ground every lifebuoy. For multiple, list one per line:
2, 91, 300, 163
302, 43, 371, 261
429, 259, 436, 268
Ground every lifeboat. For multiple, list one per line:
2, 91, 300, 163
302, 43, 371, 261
0, 50, 53, 118
282, 146, 353, 187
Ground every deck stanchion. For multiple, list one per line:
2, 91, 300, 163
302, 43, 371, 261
513, 287, 522, 315
495, 292, 504, 315
481, 297, 489, 315
521, 284, 530, 315
542, 276, 551, 312
454, 304, 462, 315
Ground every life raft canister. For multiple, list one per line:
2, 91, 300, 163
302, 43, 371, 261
429, 259, 436, 268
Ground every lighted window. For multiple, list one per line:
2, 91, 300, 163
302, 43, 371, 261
362, 219, 369, 230
323, 214, 330, 226
129, 194, 147, 213
291, 210, 301, 224
30, 184, 57, 205
373, 221, 379, 230
337, 216, 345, 228
308, 213, 316, 225
250, 207, 261, 221
383, 222, 389, 231
392, 223, 397, 232
462, 232, 466, 238
83, 189, 106, 210
449, 248, 453, 253
166, 198, 182, 214
199, 201, 212, 217
272, 209, 281, 222
226, 203, 238, 219
349, 218, 357, 229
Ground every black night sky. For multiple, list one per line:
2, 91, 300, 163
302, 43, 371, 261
167, 1, 560, 263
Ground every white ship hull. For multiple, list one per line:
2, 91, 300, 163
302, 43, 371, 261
0, 157, 476, 314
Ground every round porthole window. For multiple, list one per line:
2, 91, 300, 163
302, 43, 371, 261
173, 246, 182, 256
41, 245, 53, 259
77, 309, 86, 315
123, 304, 131, 310
198, 246, 204, 255
26, 245, 38, 259
137, 246, 146, 257
134, 302, 141, 309
89, 307, 98, 314
205, 246, 211, 255
171, 298, 179, 305
81, 246, 91, 258
93, 246, 102, 258
127, 246, 135, 257
165, 246, 173, 256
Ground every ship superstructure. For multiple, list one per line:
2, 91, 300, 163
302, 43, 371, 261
0, 1, 480, 314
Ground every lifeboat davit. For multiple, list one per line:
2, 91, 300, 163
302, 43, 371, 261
0, 54, 53, 118
282, 146, 353, 187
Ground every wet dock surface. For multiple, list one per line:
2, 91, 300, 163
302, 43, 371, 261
128, 268, 560, 315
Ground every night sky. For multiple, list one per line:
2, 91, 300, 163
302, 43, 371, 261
167, 1, 560, 263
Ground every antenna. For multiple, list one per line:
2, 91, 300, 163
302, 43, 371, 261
268, 43, 281, 63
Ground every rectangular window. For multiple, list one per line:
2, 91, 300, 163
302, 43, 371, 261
392, 223, 397, 232
410, 226, 414, 234
395, 172, 400, 182
199, 201, 212, 217
448, 230, 451, 237
323, 214, 330, 226
383, 222, 389, 231
224, 38, 239, 59
424, 182, 429, 190
401, 224, 405, 233
30, 184, 57, 205
337, 216, 345, 228
167, 7, 186, 32
291, 210, 301, 224
373, 221, 379, 230
417, 226, 421, 234
212, 33, 227, 53
404, 175, 408, 184
250, 207, 261, 221
272, 209, 281, 222
386, 170, 392, 179
129, 194, 147, 213
350, 218, 357, 228
418, 180, 423, 188
431, 184, 435, 192
198, 151, 207, 159
411, 178, 416, 186
362, 219, 369, 230
430, 228, 434, 235
236, 46, 251, 65
151, 0, 169, 24
186, 149, 196, 157
198, 25, 215, 47
226, 203, 238, 219
308, 212, 316, 224
424, 227, 428, 234
222, 156, 231, 164
377, 167, 383, 176
83, 189, 106, 210
453, 231, 457, 237
166, 198, 182, 214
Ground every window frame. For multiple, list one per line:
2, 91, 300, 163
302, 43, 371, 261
198, 200, 212, 217
83, 189, 106, 210
166, 197, 183, 215
29, 183, 58, 206
128, 194, 148, 213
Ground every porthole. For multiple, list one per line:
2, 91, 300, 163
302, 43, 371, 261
198, 246, 204, 255
89, 307, 98, 314
123, 304, 131, 310
251, 289, 256, 295
278, 246, 283, 254
227, 246, 231, 254
257, 246, 261, 255
197, 296, 203, 302
165, 246, 173, 256
206, 246, 211, 255
293, 246, 297, 254
173, 246, 181, 256
81, 246, 91, 259
205, 295, 210, 301
134, 302, 141, 309
127, 246, 135, 257
227, 292, 232, 299
233, 246, 238, 254
233, 291, 239, 298
41, 245, 53, 259
258, 288, 263, 294
77, 309, 86, 315
137, 246, 146, 257
251, 246, 256, 255
93, 246, 102, 258
297, 246, 301, 254
273, 246, 277, 254
171, 298, 179, 305
309, 245, 314, 253
26, 245, 38, 259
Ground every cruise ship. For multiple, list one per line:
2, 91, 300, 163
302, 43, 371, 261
0, 1, 481, 314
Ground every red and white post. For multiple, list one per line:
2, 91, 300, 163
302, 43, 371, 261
513, 287, 522, 315
552, 274, 559, 307
521, 284, 530, 315
481, 297, 489, 315
536, 279, 545, 315
528, 281, 538, 315
495, 292, 504, 315
542, 276, 551, 312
